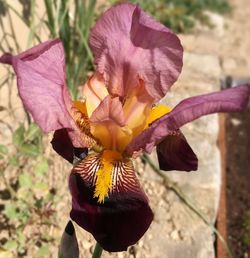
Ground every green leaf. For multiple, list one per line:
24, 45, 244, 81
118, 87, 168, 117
19, 173, 32, 188
44, 0, 56, 37
3, 240, 18, 251
19, 143, 40, 157
4, 203, 18, 220
37, 245, 49, 257
9, 156, 19, 166
17, 209, 30, 224
25, 123, 41, 141
34, 182, 49, 191
17, 229, 26, 245
0, 144, 8, 155
34, 159, 49, 176
243, 233, 250, 245
17, 230, 26, 253
13, 124, 25, 146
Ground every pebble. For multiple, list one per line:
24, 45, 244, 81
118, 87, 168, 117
170, 229, 180, 241
118, 253, 124, 258
230, 118, 241, 126
138, 240, 144, 248
82, 240, 92, 249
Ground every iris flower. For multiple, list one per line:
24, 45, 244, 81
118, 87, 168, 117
1, 3, 249, 253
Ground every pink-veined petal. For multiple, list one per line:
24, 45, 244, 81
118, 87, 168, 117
156, 130, 198, 172
0, 39, 73, 133
126, 85, 250, 154
89, 3, 183, 101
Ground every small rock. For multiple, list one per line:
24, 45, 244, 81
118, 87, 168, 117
170, 230, 180, 241
138, 240, 144, 248
230, 118, 241, 126
118, 253, 124, 258
82, 240, 92, 249
204, 11, 225, 37
148, 234, 153, 240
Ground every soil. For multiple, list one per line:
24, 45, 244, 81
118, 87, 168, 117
226, 107, 250, 258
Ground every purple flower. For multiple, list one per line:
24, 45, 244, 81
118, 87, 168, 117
1, 3, 249, 252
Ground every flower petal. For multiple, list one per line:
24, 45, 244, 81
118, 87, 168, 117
70, 153, 153, 251
156, 131, 198, 172
70, 103, 97, 148
51, 128, 88, 163
82, 73, 109, 117
0, 39, 73, 133
90, 95, 126, 127
89, 3, 183, 101
126, 85, 250, 154
51, 129, 74, 163
89, 96, 126, 149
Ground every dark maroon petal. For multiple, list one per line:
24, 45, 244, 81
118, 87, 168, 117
51, 129, 74, 163
126, 85, 250, 155
156, 131, 198, 172
69, 173, 153, 252
51, 129, 87, 163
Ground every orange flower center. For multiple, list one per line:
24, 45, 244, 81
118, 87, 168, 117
72, 74, 171, 154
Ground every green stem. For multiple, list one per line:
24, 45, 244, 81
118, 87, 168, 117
141, 154, 234, 258
92, 242, 103, 258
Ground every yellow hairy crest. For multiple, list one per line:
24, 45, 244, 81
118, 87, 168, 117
94, 150, 121, 203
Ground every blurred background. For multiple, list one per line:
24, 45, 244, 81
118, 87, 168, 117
0, 0, 249, 257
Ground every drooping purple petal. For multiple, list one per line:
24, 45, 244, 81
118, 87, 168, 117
126, 85, 250, 155
51, 129, 88, 163
89, 3, 183, 101
69, 154, 153, 252
156, 130, 198, 172
0, 39, 73, 133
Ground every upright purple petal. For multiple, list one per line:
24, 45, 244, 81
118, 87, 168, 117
89, 3, 183, 101
69, 173, 153, 252
126, 85, 250, 154
0, 39, 73, 133
156, 131, 198, 172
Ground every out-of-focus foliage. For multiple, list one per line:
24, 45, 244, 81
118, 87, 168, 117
243, 210, 250, 245
110, 0, 231, 33
43, 0, 96, 99
0, 0, 97, 99
0, 1, 98, 256
0, 1, 99, 255
0, 123, 57, 257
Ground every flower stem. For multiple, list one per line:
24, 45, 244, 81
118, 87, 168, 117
92, 242, 103, 258
142, 154, 234, 258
